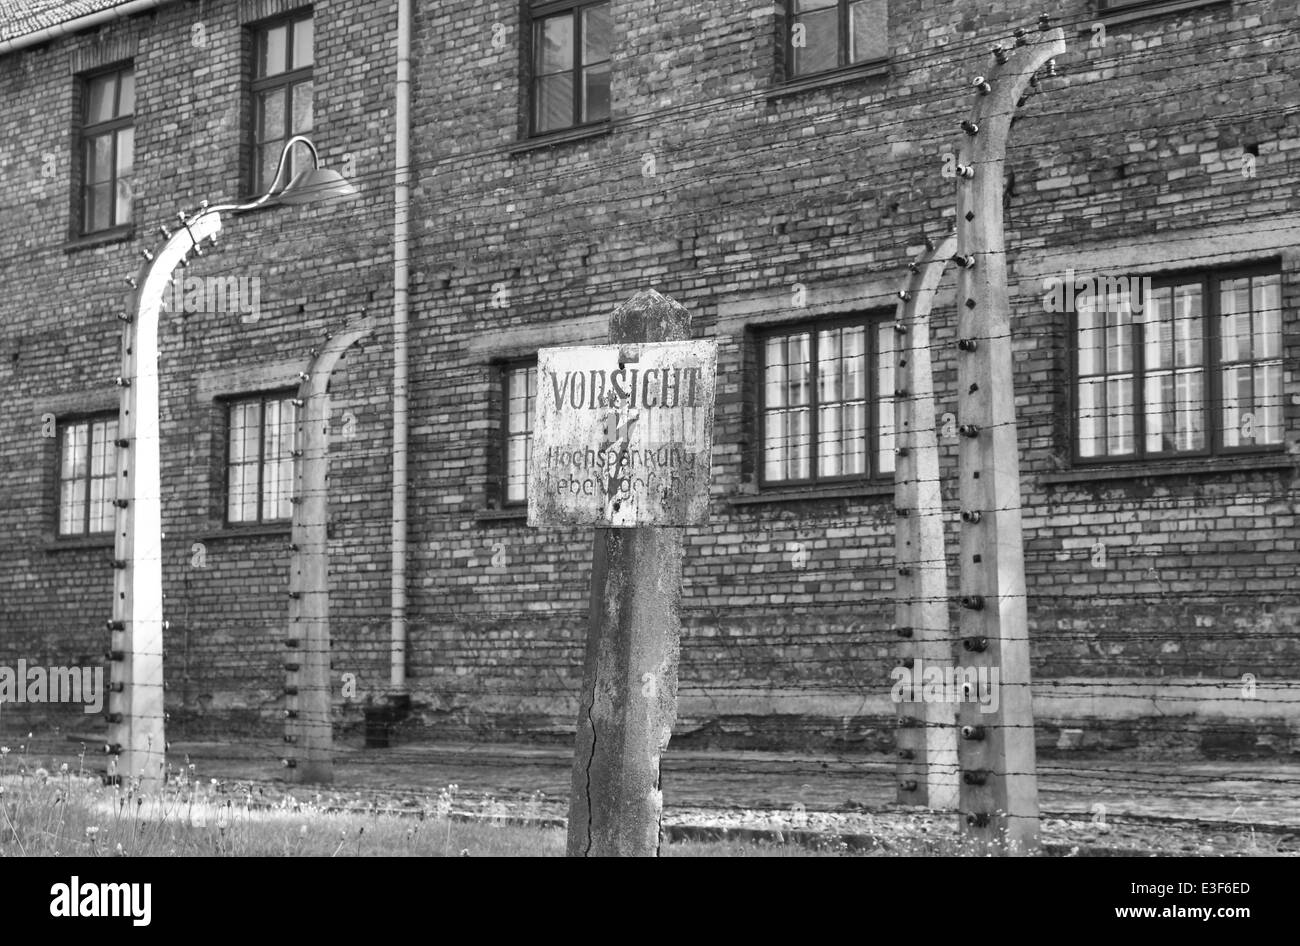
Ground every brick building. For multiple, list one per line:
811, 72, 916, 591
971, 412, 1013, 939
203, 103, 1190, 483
1, 0, 1297, 759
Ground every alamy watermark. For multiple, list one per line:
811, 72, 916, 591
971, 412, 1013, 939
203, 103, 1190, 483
890, 658, 1000, 714
0, 660, 104, 714
165, 274, 262, 323
1042, 268, 1154, 314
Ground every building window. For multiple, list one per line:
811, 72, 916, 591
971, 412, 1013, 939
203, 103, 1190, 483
58, 415, 118, 536
226, 393, 299, 524
531, 1, 611, 135
759, 318, 895, 486
251, 12, 314, 193
502, 362, 537, 504
786, 0, 888, 80
79, 65, 134, 234
1074, 267, 1283, 461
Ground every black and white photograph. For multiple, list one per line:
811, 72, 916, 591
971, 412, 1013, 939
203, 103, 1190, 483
0, 0, 1292, 918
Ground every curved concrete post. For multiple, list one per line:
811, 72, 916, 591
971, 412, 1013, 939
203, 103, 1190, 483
284, 316, 376, 784
893, 232, 960, 810
952, 20, 1066, 854
110, 210, 222, 793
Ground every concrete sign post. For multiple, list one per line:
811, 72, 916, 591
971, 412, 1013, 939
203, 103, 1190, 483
531, 289, 715, 857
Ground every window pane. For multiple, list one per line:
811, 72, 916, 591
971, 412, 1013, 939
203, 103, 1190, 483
849, 0, 888, 63
537, 14, 574, 74
534, 74, 574, 133
228, 463, 256, 522
581, 64, 610, 123
1172, 284, 1202, 367
1220, 365, 1250, 448
791, 7, 838, 76
875, 322, 894, 475
115, 127, 134, 178
60, 480, 83, 535
1077, 306, 1103, 377
1252, 362, 1283, 445
86, 134, 113, 184
260, 24, 289, 77
258, 87, 286, 144
91, 420, 113, 477
764, 332, 812, 481
506, 365, 536, 503
292, 17, 314, 69
87, 72, 117, 123
816, 325, 869, 478
61, 423, 87, 479
263, 398, 298, 520
117, 70, 135, 116
1077, 379, 1103, 458
257, 141, 283, 194
582, 4, 611, 64
1104, 308, 1132, 373
1105, 376, 1134, 455
290, 80, 314, 137
765, 409, 810, 481
86, 183, 112, 232
817, 328, 843, 403
1253, 274, 1282, 359
1144, 370, 1203, 455
1143, 288, 1174, 372
1219, 277, 1251, 363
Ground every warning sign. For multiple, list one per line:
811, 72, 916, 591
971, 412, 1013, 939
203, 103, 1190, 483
528, 340, 717, 527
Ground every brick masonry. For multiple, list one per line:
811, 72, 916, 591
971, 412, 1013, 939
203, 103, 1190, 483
0, 0, 1297, 760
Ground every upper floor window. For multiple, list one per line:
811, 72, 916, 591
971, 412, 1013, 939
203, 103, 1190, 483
58, 414, 118, 536
226, 392, 299, 524
786, 0, 888, 80
531, 1, 611, 135
80, 65, 134, 234
759, 317, 895, 486
252, 12, 314, 193
501, 361, 538, 505
1073, 266, 1283, 462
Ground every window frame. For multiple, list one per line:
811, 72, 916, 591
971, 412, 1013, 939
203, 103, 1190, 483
783, 0, 888, 83
77, 63, 135, 236
527, 0, 612, 138
498, 358, 538, 507
222, 390, 300, 527
1069, 263, 1285, 466
756, 313, 892, 489
249, 10, 315, 195
56, 411, 120, 538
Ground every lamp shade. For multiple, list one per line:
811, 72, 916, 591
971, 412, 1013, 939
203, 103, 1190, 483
279, 167, 359, 206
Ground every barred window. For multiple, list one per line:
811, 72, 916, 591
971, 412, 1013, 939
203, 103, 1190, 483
226, 393, 299, 524
1074, 267, 1282, 461
760, 318, 895, 485
58, 415, 118, 536
502, 362, 538, 504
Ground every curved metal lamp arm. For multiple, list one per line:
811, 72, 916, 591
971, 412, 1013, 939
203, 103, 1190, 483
207, 135, 322, 215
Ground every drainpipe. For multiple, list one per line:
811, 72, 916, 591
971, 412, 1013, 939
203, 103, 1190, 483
390, 0, 411, 700
0, 0, 175, 57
